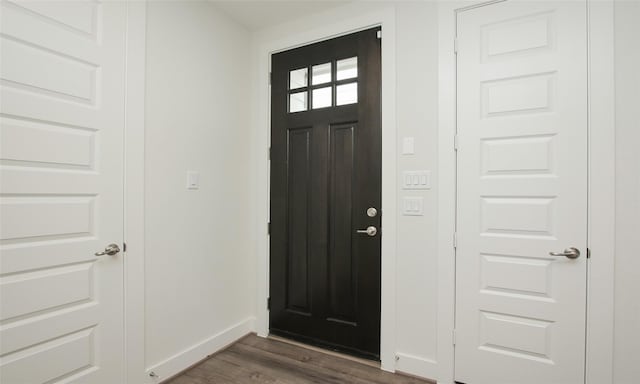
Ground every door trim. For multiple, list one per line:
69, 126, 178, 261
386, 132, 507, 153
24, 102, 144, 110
253, 7, 398, 372
437, 1, 616, 383
123, 1, 147, 383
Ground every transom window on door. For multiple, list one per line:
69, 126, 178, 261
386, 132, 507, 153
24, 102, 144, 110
287, 56, 358, 113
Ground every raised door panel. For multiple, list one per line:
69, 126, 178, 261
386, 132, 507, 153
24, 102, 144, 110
286, 128, 312, 314
328, 124, 356, 324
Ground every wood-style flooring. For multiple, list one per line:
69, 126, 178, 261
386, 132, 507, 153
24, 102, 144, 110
165, 334, 435, 384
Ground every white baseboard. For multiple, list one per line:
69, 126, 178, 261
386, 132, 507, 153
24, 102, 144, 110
395, 352, 438, 383
145, 317, 255, 383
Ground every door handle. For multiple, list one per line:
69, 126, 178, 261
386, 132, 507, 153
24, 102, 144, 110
356, 226, 378, 237
95, 243, 121, 257
549, 247, 580, 259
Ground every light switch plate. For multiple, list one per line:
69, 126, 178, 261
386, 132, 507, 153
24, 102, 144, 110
186, 171, 200, 190
402, 170, 431, 190
402, 137, 415, 155
402, 197, 424, 216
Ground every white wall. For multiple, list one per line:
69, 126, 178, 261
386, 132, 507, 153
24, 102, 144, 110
250, 1, 441, 379
394, 1, 440, 372
614, 1, 640, 382
144, 0, 253, 376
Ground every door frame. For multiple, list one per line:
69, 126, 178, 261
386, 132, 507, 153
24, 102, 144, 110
253, 7, 398, 371
123, 1, 147, 383
437, 1, 616, 383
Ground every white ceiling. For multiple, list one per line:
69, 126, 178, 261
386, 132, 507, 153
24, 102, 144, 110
210, 1, 352, 31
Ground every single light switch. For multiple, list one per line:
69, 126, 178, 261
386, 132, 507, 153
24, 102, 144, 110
402, 137, 415, 155
186, 171, 200, 190
402, 197, 424, 216
402, 170, 432, 190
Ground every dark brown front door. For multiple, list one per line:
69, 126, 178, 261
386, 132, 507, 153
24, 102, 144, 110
269, 27, 382, 360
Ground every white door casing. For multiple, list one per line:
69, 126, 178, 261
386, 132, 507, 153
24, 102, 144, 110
0, 1, 126, 383
455, 1, 588, 384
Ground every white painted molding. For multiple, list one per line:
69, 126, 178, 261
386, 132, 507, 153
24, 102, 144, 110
379, 9, 398, 373
123, 1, 147, 383
436, 2, 467, 383
396, 353, 439, 381
585, 0, 616, 383
252, 6, 398, 372
144, 317, 255, 383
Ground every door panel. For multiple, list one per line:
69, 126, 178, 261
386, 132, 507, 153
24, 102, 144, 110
287, 127, 312, 313
0, 1, 126, 383
270, 28, 381, 359
328, 123, 356, 323
455, 1, 588, 383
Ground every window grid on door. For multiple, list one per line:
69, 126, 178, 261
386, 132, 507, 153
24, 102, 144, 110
287, 56, 358, 113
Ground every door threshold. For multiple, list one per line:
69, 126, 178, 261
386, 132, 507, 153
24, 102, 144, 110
267, 334, 380, 369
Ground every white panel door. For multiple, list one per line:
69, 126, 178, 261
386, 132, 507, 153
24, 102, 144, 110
0, 1, 126, 383
455, 1, 587, 383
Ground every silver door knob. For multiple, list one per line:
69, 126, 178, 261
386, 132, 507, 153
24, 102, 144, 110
356, 226, 378, 237
95, 243, 121, 257
549, 247, 580, 259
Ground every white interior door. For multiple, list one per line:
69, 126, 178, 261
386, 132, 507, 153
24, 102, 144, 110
0, 1, 126, 382
455, 1, 588, 383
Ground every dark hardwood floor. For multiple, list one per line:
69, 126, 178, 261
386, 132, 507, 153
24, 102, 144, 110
165, 334, 435, 384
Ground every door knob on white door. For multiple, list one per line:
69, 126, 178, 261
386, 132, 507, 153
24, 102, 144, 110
95, 243, 121, 257
356, 226, 378, 237
549, 247, 580, 259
